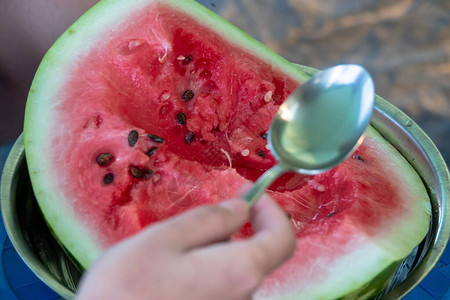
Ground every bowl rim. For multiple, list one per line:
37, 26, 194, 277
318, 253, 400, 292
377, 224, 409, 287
372, 96, 450, 299
1, 134, 75, 298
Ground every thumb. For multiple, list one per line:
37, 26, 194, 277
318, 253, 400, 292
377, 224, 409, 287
154, 199, 250, 250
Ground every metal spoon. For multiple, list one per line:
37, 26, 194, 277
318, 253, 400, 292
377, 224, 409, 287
244, 64, 375, 206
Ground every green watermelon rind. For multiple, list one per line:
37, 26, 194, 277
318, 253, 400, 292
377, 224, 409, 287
333, 262, 401, 300
283, 261, 401, 300
267, 239, 403, 300
23, 0, 430, 299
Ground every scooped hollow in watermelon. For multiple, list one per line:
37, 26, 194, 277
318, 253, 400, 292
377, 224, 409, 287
23, 0, 431, 299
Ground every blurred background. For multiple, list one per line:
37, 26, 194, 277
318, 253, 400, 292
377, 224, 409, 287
1, 0, 449, 164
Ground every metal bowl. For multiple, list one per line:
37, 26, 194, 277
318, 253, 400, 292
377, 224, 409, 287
1, 134, 80, 299
1, 94, 449, 299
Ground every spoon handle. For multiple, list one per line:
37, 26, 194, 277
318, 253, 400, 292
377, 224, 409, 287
244, 164, 286, 206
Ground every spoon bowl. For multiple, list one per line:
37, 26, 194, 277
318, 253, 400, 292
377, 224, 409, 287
245, 64, 374, 205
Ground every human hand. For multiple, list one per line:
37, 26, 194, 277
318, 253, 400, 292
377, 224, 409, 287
75, 185, 296, 300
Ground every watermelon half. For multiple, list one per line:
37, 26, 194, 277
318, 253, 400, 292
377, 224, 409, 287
23, 0, 431, 299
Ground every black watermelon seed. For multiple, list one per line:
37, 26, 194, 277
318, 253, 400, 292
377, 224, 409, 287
352, 154, 365, 162
146, 146, 158, 156
97, 153, 113, 166
128, 130, 139, 146
182, 55, 193, 65
185, 131, 194, 144
148, 134, 164, 143
328, 211, 337, 217
143, 169, 154, 179
260, 132, 268, 140
130, 166, 143, 178
257, 150, 265, 158
182, 90, 194, 101
103, 173, 114, 184
130, 165, 154, 179
176, 112, 187, 125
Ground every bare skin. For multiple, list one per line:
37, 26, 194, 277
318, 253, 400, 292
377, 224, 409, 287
76, 186, 296, 300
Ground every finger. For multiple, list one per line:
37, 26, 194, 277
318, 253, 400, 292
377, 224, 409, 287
236, 182, 254, 198
236, 182, 296, 274
151, 198, 250, 250
183, 243, 265, 299
225, 194, 297, 276
184, 194, 296, 298
242, 193, 296, 274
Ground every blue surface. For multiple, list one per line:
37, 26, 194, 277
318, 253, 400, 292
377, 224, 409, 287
401, 245, 450, 300
1, 214, 60, 299
0, 142, 449, 299
1, 142, 59, 299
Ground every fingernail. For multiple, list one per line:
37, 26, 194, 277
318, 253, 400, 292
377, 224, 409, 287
236, 182, 254, 198
219, 199, 248, 214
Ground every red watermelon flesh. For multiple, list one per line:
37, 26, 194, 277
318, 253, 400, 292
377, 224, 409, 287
57, 4, 297, 245
24, 0, 431, 299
